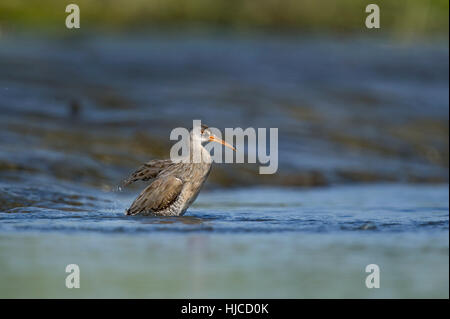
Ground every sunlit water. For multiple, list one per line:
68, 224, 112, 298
0, 34, 448, 298
0, 177, 448, 298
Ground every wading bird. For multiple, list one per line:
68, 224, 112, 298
122, 125, 235, 216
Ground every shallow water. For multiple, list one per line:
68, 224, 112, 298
0, 34, 448, 298
0, 179, 448, 298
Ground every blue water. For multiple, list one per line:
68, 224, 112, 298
0, 34, 448, 298
0, 178, 448, 298
1, 178, 448, 235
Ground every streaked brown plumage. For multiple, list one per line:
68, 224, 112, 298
122, 125, 234, 216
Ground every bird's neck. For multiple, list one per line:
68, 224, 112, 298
190, 141, 212, 164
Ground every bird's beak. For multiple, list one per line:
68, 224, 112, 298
209, 136, 236, 151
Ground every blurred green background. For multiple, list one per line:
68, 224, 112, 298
0, 0, 448, 36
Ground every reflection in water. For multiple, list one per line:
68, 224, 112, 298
136, 215, 205, 225
0, 182, 448, 298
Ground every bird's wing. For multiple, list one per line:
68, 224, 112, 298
126, 175, 183, 216
121, 159, 174, 187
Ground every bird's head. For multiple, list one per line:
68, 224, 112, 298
192, 124, 235, 151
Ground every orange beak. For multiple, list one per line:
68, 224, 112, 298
209, 136, 236, 151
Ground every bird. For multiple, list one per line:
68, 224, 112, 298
122, 125, 235, 216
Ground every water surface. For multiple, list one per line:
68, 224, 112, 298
0, 34, 448, 298
0, 180, 448, 298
